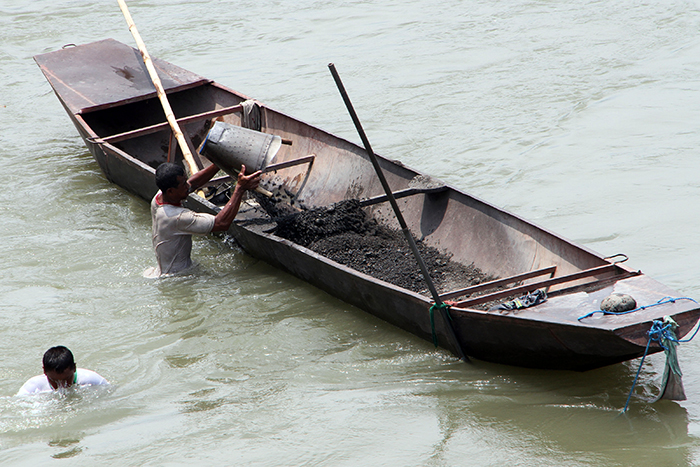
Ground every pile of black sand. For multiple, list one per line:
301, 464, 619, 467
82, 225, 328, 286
272, 199, 492, 295
252, 186, 303, 218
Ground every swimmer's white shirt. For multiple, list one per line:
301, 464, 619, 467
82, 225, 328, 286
16, 368, 109, 396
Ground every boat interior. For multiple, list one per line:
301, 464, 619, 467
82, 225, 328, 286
76, 78, 640, 307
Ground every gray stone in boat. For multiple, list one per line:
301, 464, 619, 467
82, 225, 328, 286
601, 293, 637, 312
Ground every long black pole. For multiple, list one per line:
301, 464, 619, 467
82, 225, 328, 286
328, 63, 468, 362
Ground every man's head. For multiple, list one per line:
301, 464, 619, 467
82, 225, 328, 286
43, 346, 76, 390
155, 163, 189, 203
155, 163, 187, 192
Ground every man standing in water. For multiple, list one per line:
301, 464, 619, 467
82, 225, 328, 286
17, 346, 108, 395
148, 162, 261, 276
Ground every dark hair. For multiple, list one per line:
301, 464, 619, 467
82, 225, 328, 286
155, 162, 186, 192
43, 346, 75, 373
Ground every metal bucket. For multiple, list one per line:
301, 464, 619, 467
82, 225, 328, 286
202, 121, 282, 176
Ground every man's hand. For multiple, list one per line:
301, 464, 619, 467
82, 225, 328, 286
212, 164, 263, 232
236, 164, 262, 191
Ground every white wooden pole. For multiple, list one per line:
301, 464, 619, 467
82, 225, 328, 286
117, 0, 199, 175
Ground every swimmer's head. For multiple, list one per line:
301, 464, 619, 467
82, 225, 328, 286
43, 346, 76, 390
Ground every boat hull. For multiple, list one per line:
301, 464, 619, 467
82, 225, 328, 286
35, 39, 700, 371
186, 197, 700, 371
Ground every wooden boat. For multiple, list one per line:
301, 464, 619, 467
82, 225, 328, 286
34, 38, 700, 371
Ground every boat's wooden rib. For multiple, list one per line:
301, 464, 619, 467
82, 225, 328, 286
262, 155, 316, 174
97, 104, 244, 144
34, 38, 700, 371
202, 175, 232, 187
74, 114, 99, 140
439, 265, 557, 301
180, 130, 203, 170
453, 264, 637, 309
359, 186, 449, 207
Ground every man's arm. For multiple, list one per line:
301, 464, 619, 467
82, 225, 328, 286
187, 163, 220, 192
212, 164, 262, 232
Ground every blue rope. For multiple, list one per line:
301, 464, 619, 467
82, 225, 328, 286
622, 331, 653, 413
648, 320, 674, 350
578, 296, 698, 321
678, 318, 700, 343
621, 318, 697, 413
616, 296, 700, 413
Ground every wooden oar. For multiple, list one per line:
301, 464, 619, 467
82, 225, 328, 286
328, 63, 469, 362
117, 0, 199, 176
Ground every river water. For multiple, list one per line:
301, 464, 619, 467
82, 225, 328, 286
2, 0, 700, 465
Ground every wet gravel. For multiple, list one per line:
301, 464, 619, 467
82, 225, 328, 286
272, 199, 491, 295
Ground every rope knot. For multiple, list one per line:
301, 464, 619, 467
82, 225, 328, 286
429, 303, 451, 348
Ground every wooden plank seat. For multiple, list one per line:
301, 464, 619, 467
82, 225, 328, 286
449, 263, 639, 309
439, 265, 557, 301
95, 104, 244, 144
